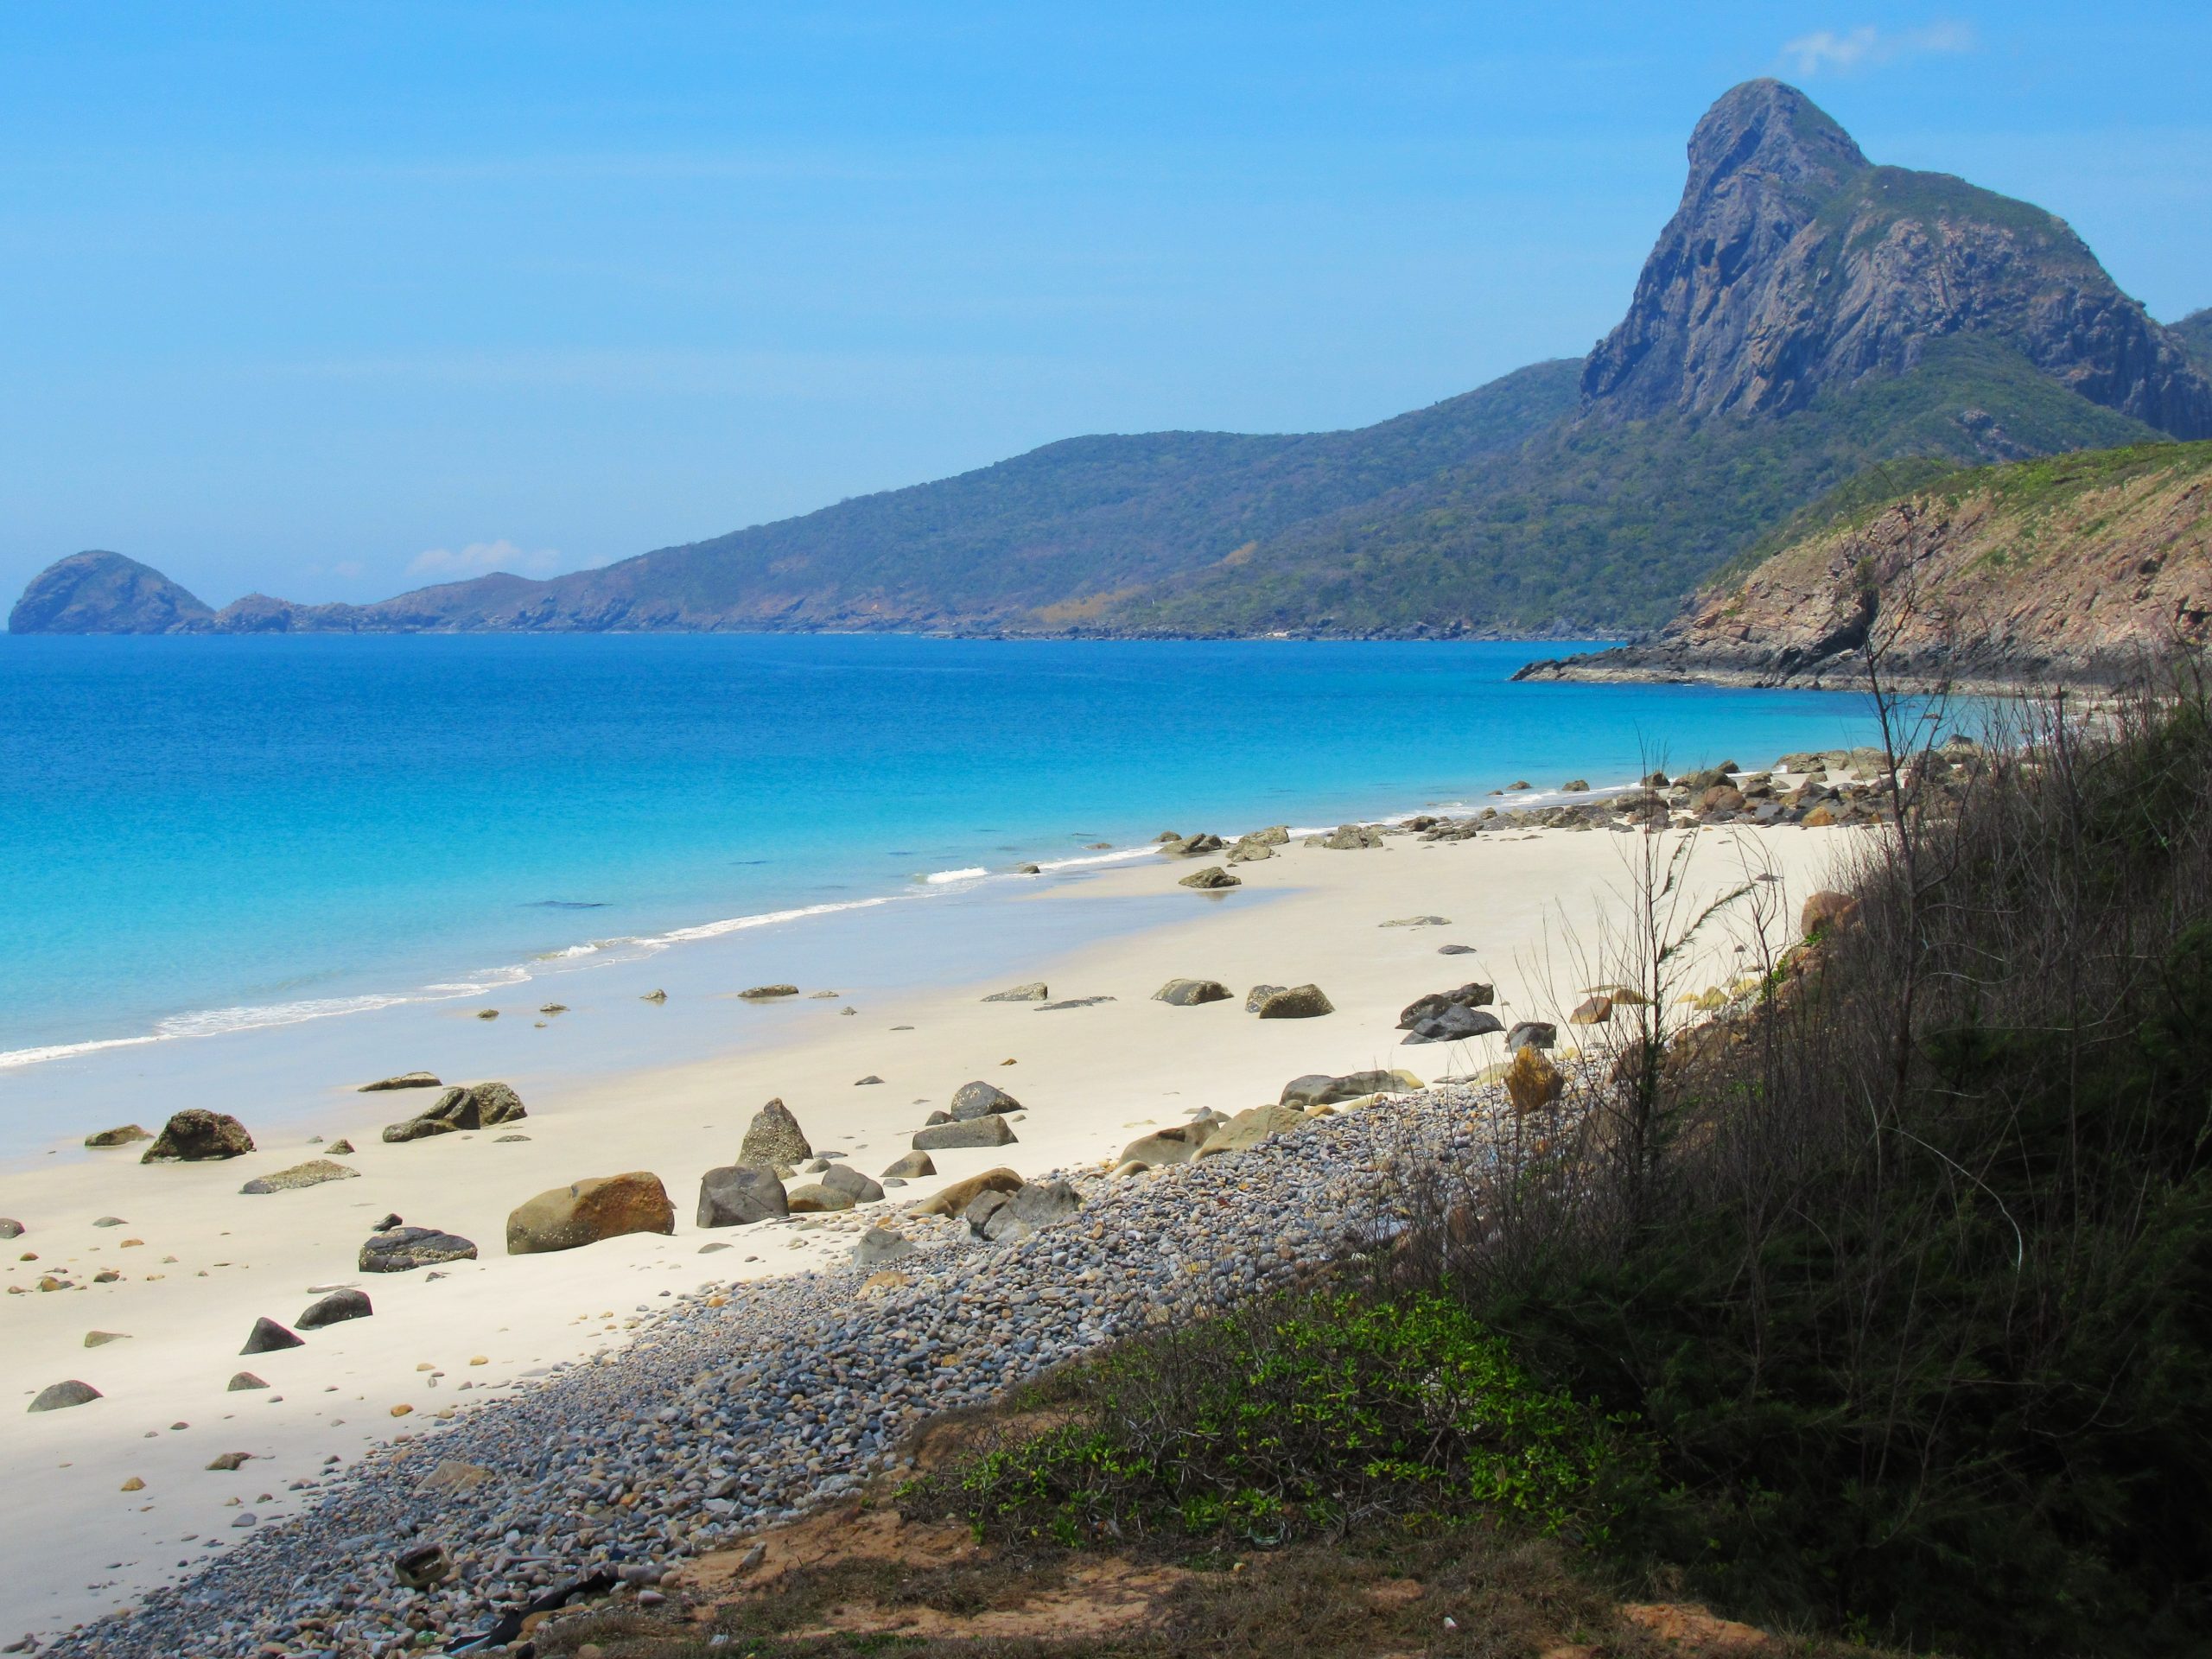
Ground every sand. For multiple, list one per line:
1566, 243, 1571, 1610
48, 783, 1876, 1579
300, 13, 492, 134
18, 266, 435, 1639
0, 818, 1853, 1642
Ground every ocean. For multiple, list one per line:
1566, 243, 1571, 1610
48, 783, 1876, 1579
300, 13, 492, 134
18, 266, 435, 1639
0, 633, 1895, 1152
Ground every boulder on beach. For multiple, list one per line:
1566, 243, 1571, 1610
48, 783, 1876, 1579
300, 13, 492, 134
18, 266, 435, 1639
28, 1380, 100, 1413
1243, 983, 1284, 1013
141, 1109, 256, 1164
786, 1182, 855, 1214
380, 1081, 527, 1144
84, 1124, 150, 1148
1504, 1046, 1566, 1116
240, 1316, 304, 1355
1178, 865, 1240, 890
1280, 1070, 1421, 1109
1307, 823, 1384, 850
641, 988, 668, 1002
915, 1166, 1024, 1217
913, 1114, 1019, 1151
228, 1372, 269, 1391
505, 1172, 676, 1255
0, 1218, 22, 1239
357, 1072, 442, 1093
696, 1165, 791, 1228
83, 1331, 130, 1348
1160, 832, 1224, 857
950, 1080, 1022, 1122
297, 1288, 372, 1330
1801, 889, 1858, 938
1398, 983, 1496, 1027
972, 1178, 1083, 1243
982, 982, 1048, 1002
1504, 1021, 1557, 1052
854, 1226, 918, 1269
359, 1225, 479, 1274
821, 1165, 886, 1204
1036, 995, 1115, 1010
738, 1098, 812, 1168
880, 1150, 936, 1179
1153, 978, 1231, 1007
1255, 984, 1333, 1020
1437, 943, 1477, 956
738, 983, 799, 1000
1118, 1124, 1211, 1166
1569, 995, 1614, 1026
240, 1159, 360, 1195
1195, 1103, 1310, 1157
1225, 837, 1275, 863
1402, 1006, 1505, 1045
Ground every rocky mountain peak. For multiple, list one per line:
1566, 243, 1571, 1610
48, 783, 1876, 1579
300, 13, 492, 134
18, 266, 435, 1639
1679, 78, 1868, 214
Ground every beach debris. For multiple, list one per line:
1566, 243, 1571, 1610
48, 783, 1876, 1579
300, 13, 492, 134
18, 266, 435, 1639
982, 982, 1048, 1001
1153, 977, 1231, 1006
696, 1165, 790, 1229
240, 1317, 304, 1355
28, 1379, 100, 1412
297, 1288, 372, 1330
912, 1114, 1019, 1152
739, 1097, 811, 1167
239, 1158, 360, 1194
357, 1071, 442, 1092
950, 1080, 1022, 1121
880, 1149, 935, 1179
382, 1082, 528, 1144
738, 983, 799, 1000
506, 1173, 676, 1255
1178, 865, 1240, 889
84, 1123, 150, 1147
1254, 984, 1334, 1020
141, 1109, 255, 1163
227, 1372, 268, 1392
359, 1225, 478, 1274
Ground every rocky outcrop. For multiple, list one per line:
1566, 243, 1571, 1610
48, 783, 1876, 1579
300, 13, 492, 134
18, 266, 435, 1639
506, 1173, 677, 1255
7, 551, 214, 633
1582, 80, 2212, 436
142, 1109, 255, 1163
381, 1082, 526, 1143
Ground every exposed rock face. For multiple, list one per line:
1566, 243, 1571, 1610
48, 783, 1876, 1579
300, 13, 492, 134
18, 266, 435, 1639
505, 1172, 676, 1255
1583, 80, 2212, 436
7, 551, 215, 633
142, 1109, 255, 1163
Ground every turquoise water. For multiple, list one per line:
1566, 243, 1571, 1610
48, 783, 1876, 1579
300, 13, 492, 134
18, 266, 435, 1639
0, 634, 1891, 1070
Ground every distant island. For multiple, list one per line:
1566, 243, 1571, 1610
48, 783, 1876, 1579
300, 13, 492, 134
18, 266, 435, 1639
15, 79, 2211, 685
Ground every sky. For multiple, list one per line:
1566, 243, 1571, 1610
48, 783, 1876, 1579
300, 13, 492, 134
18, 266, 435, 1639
2, 3, 2207, 609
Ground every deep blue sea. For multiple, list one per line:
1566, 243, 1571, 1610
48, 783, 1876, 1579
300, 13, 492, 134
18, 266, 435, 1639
0, 634, 1893, 1072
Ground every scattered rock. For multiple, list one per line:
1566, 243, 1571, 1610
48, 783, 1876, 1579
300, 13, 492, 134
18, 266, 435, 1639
950, 1080, 1022, 1121
1504, 1021, 1557, 1052
205, 1451, 254, 1471
227, 1372, 269, 1391
418, 1459, 495, 1495
1014, 863, 1041, 875
821, 1166, 886, 1205
1243, 983, 1284, 1012
982, 982, 1048, 1002
1118, 1124, 1211, 1166
120, 1477, 143, 1491
785, 1183, 855, 1214
92, 1215, 126, 1227
325, 1138, 356, 1155
537, 1002, 567, 1015
84, 1124, 150, 1147
1225, 837, 1275, 863
141, 1109, 256, 1164
912, 1115, 1019, 1151
1160, 832, 1224, 857
1281, 1070, 1421, 1108
1381, 914, 1451, 928
1308, 823, 1385, 850
738, 984, 799, 1000
1035, 995, 1116, 1010
738, 1098, 812, 1168
1437, 943, 1477, 956
1504, 1046, 1565, 1115
240, 1317, 303, 1355
1153, 977, 1231, 1006
975, 1178, 1083, 1243
1568, 995, 1614, 1025
1402, 1005, 1505, 1045
359, 1225, 479, 1274
641, 988, 667, 1002
28, 1380, 100, 1413
357, 1072, 442, 1093
853, 1227, 917, 1269
1178, 865, 1241, 890
83, 1331, 130, 1348
506, 1173, 677, 1255
1561, 779, 1591, 791
880, 1150, 936, 1179
240, 1158, 360, 1195
854, 1074, 883, 1086
1255, 984, 1334, 1019
476, 1008, 499, 1020
1196, 1103, 1311, 1157
381, 1082, 527, 1143
914, 1167, 1024, 1217
1801, 890, 1858, 938
696, 1165, 791, 1228
297, 1288, 373, 1330
0, 1219, 21, 1239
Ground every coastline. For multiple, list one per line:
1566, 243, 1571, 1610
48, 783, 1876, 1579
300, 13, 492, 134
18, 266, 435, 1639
0, 770, 1867, 1645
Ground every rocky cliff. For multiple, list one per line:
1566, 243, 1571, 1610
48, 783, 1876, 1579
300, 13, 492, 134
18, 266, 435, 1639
1516, 442, 2212, 690
8, 550, 214, 634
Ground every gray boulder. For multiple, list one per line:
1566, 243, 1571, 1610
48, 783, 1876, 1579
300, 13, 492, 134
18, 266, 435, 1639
1437, 943, 1477, 956
240, 1316, 303, 1355
1244, 983, 1284, 1012
976, 1178, 1083, 1242
1153, 978, 1231, 1007
1226, 838, 1275, 863
821, 1165, 886, 1204
696, 1164, 791, 1228
982, 982, 1048, 1002
786, 1182, 855, 1213
738, 1097, 811, 1167
1160, 833, 1224, 857
84, 1124, 150, 1147
142, 1109, 255, 1163
240, 1158, 359, 1194
1280, 1070, 1421, 1108
0, 1218, 21, 1239
28, 1380, 100, 1413
1307, 823, 1384, 849
359, 1225, 479, 1274
950, 1080, 1022, 1122
228, 1372, 269, 1391
1403, 1006, 1506, 1045
880, 1150, 936, 1179
297, 1288, 372, 1330
1179, 866, 1240, 890
913, 1114, 1019, 1151
1398, 983, 1496, 1027
381, 1082, 526, 1144
1505, 1021, 1558, 1052
1255, 984, 1334, 1019
738, 983, 799, 1000
853, 1227, 918, 1269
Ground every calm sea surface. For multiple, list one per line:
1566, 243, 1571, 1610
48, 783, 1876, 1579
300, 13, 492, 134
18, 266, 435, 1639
0, 634, 1895, 1069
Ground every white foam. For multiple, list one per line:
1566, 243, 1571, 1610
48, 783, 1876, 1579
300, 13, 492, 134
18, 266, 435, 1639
922, 867, 988, 885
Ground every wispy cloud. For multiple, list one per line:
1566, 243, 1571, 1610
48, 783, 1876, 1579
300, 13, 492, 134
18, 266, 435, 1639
407, 538, 564, 579
1780, 22, 1976, 78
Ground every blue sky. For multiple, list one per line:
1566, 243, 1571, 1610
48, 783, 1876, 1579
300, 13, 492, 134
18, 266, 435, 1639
2, 3, 2207, 608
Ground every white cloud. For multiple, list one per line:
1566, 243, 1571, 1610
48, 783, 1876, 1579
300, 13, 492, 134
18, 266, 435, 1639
406, 538, 564, 579
1780, 22, 1975, 78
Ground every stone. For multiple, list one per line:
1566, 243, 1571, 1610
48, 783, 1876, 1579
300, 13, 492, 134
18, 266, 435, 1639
1569, 995, 1614, 1025
913, 1114, 1019, 1150
785, 1183, 855, 1214
1160, 832, 1224, 857
1561, 779, 1591, 791
1504, 1047, 1565, 1116
119, 1477, 143, 1491
1402, 1005, 1505, 1045
738, 1098, 811, 1168
1195, 1103, 1310, 1157
28, 1380, 100, 1412
0, 1219, 21, 1239
1280, 1070, 1421, 1108
1380, 915, 1451, 928
1802, 803, 1840, 828
1117, 1125, 1211, 1166
92, 1215, 126, 1227
854, 1074, 883, 1086
84, 1124, 150, 1147
853, 1227, 917, 1268
880, 1150, 936, 1179
417, 1459, 495, 1494
976, 1178, 1083, 1243
1437, 943, 1477, 956
1178, 865, 1240, 890
1398, 982, 1496, 1027
1153, 977, 1231, 1006
505, 1173, 676, 1255
476, 1008, 499, 1020
239, 1159, 359, 1195
381, 1082, 527, 1144
738, 983, 799, 1000
696, 1165, 791, 1228
1255, 984, 1334, 1020
1504, 1021, 1557, 1052
821, 1165, 886, 1204
982, 982, 1048, 1002
950, 1080, 1022, 1122
359, 1225, 479, 1274
914, 1166, 1025, 1217
641, 988, 667, 1002
357, 1072, 442, 1092
393, 1542, 454, 1589
1310, 823, 1385, 849
83, 1331, 130, 1348
326, 1139, 356, 1155
240, 1317, 304, 1355
1243, 984, 1284, 1013
297, 1288, 373, 1330
1226, 838, 1275, 863
141, 1109, 255, 1163
1035, 995, 1116, 1010
205, 1451, 253, 1471
228, 1372, 268, 1391
1801, 890, 1857, 937
1014, 863, 1041, 875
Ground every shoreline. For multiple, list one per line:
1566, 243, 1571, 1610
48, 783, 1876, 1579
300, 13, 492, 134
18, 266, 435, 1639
0, 749, 1882, 1646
